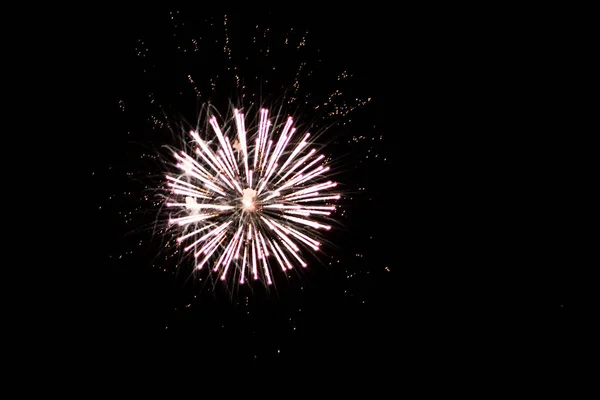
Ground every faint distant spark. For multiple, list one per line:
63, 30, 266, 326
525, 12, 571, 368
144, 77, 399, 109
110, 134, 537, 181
166, 107, 339, 286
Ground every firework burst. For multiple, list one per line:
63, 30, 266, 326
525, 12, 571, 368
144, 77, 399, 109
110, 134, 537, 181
165, 106, 339, 286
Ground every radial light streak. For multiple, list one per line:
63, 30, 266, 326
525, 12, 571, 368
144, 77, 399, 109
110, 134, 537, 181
166, 107, 339, 286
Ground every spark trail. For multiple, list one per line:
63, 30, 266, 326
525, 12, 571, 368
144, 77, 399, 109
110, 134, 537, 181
166, 107, 339, 286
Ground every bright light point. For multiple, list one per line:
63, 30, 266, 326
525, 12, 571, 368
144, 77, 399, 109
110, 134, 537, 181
242, 188, 257, 211
185, 197, 197, 208
232, 139, 241, 151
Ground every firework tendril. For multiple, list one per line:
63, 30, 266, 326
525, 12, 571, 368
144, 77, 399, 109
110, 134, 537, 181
166, 108, 339, 286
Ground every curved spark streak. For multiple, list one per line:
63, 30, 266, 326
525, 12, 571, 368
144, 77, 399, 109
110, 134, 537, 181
166, 108, 338, 285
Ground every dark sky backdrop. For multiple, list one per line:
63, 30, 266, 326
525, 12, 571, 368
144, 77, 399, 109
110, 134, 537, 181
74, 7, 401, 368
59, 7, 569, 372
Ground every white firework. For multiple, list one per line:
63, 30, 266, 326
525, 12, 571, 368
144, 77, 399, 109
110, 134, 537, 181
166, 107, 339, 286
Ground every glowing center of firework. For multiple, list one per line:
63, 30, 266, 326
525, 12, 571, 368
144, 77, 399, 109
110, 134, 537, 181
241, 188, 257, 211
167, 109, 339, 287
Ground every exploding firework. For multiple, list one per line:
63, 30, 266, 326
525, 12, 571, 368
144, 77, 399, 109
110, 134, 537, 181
165, 106, 339, 286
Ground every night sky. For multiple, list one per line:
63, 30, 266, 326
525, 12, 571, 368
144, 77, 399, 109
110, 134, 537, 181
68, 8, 568, 371
77, 8, 398, 367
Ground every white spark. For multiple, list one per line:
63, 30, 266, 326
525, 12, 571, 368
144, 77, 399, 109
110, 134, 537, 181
166, 107, 339, 286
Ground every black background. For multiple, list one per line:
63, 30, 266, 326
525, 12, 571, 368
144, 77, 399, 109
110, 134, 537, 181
71, 7, 399, 369
33, 6, 572, 375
